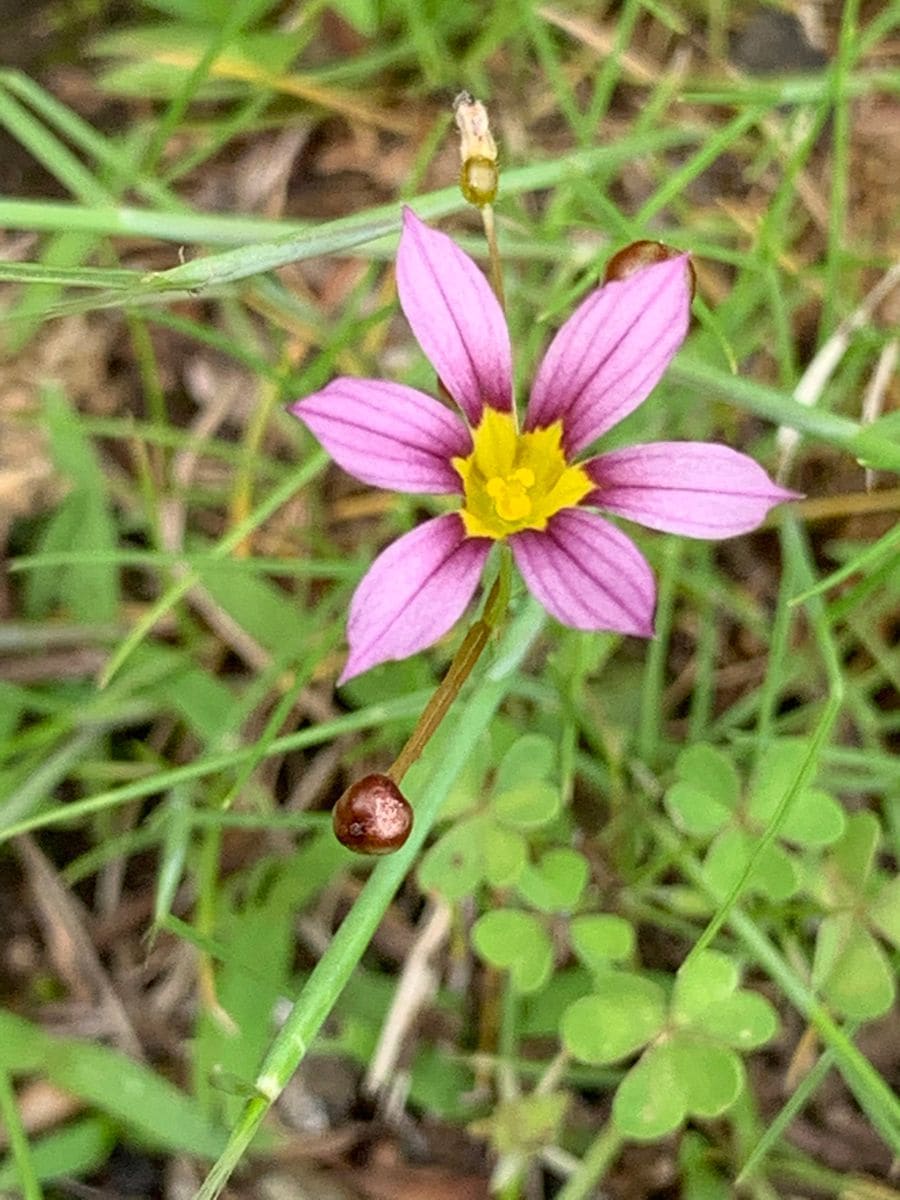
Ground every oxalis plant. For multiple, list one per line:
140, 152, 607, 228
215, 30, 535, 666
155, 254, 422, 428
191, 98, 898, 1200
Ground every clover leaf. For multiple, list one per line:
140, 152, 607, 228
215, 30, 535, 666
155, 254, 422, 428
494, 733, 557, 792
810, 812, 900, 1021
746, 741, 845, 847
483, 824, 528, 888
516, 848, 588, 912
561, 973, 667, 1064
418, 814, 488, 901
664, 744, 739, 837
703, 828, 798, 902
667, 742, 845, 904
472, 909, 553, 993
564, 950, 778, 1140
569, 914, 636, 971
491, 780, 561, 830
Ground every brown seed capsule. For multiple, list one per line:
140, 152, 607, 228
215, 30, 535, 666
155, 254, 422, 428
332, 773, 413, 856
604, 240, 697, 300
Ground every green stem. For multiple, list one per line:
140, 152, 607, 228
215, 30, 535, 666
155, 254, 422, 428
0, 1067, 43, 1200
192, 600, 545, 1200
555, 1124, 624, 1200
481, 203, 506, 311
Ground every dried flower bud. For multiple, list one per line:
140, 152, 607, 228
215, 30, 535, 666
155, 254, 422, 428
604, 240, 697, 300
454, 91, 498, 207
332, 773, 413, 855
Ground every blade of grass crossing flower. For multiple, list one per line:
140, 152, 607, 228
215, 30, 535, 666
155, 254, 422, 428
0, 130, 698, 251
193, 600, 546, 1200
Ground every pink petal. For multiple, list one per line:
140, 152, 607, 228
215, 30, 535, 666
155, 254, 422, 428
396, 207, 513, 426
340, 513, 490, 682
510, 508, 656, 637
586, 442, 798, 538
525, 257, 691, 455
291, 378, 470, 494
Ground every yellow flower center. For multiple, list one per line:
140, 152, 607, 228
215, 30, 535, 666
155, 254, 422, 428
453, 408, 592, 540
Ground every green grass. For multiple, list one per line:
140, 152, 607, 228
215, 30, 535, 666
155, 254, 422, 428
1, 2, 899, 1198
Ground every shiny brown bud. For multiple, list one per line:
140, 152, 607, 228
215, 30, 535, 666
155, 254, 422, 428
332, 773, 413, 855
604, 240, 696, 300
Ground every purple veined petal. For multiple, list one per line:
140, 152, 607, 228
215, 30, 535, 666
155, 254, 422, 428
396, 207, 513, 427
291, 378, 471, 494
340, 513, 491, 683
585, 442, 799, 538
525, 257, 692, 456
510, 508, 656, 637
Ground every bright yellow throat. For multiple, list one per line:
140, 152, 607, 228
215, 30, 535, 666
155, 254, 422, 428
453, 408, 592, 540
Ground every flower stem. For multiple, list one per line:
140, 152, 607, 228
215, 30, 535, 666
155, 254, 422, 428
481, 202, 506, 312
387, 551, 511, 784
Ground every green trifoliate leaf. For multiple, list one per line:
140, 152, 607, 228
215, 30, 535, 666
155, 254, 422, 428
673, 950, 737, 1023
561, 973, 666, 1064
675, 745, 741, 809
491, 781, 561, 830
471, 910, 553, 993
495, 734, 556, 792
613, 1035, 745, 1141
482, 824, 528, 888
516, 848, 588, 912
569, 914, 635, 970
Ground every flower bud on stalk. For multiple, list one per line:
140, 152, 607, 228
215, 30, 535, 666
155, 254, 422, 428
454, 91, 498, 208
332, 773, 413, 855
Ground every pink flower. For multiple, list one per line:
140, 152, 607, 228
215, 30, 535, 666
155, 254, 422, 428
291, 209, 794, 683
